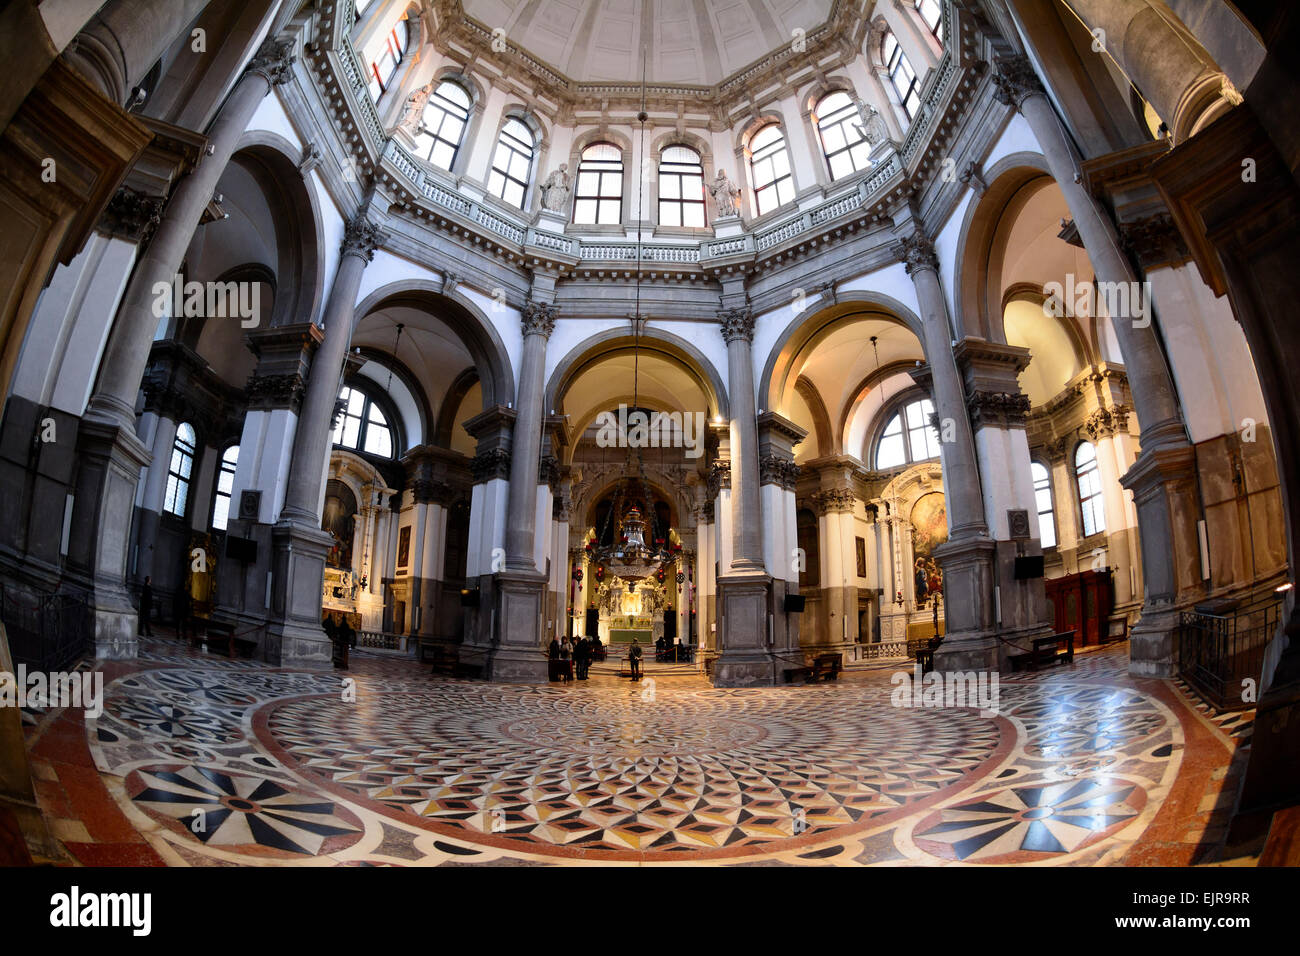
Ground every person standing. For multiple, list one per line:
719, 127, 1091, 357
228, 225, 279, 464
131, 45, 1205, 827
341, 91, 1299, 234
558, 636, 573, 682
574, 636, 590, 680
548, 636, 561, 682
138, 576, 153, 636
629, 638, 643, 679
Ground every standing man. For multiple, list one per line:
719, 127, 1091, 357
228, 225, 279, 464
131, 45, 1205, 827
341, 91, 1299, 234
138, 576, 153, 636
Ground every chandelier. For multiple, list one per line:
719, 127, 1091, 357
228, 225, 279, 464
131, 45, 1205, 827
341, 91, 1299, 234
584, 57, 677, 595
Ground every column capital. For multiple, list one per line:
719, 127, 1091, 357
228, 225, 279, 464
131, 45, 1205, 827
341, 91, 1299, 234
471, 447, 512, 483
246, 38, 297, 88
341, 214, 386, 262
812, 487, 856, 515
707, 458, 731, 499
890, 232, 939, 276
246, 372, 307, 413
522, 300, 558, 338
967, 391, 1031, 429
991, 54, 1046, 111
1084, 403, 1132, 442
98, 186, 163, 244
718, 306, 755, 344
759, 454, 800, 491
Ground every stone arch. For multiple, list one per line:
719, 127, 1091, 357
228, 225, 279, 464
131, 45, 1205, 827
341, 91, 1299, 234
348, 346, 434, 449
544, 327, 730, 426
226, 133, 327, 329
759, 291, 926, 417
951, 151, 1053, 341
838, 360, 924, 461
794, 376, 833, 459
352, 280, 515, 411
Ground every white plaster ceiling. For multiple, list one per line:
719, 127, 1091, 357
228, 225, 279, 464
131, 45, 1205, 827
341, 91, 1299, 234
562, 351, 710, 434
461, 0, 836, 85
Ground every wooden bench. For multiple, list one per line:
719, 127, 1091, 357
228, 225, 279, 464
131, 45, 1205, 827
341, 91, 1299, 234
808, 653, 842, 682
1009, 631, 1075, 671
783, 666, 812, 683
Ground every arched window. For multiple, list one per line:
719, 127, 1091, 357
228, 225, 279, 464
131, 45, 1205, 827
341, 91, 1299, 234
164, 423, 197, 518
875, 398, 939, 469
417, 80, 471, 170
882, 29, 921, 120
334, 386, 395, 458
658, 146, 706, 227
916, 0, 943, 44
815, 91, 872, 181
573, 143, 623, 225
749, 124, 795, 217
488, 117, 534, 208
1075, 442, 1106, 537
1032, 461, 1056, 549
367, 15, 410, 101
211, 445, 239, 532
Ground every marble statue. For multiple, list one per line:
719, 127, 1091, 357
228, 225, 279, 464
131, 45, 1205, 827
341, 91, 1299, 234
396, 82, 433, 135
539, 164, 572, 212
852, 97, 888, 146
708, 169, 741, 218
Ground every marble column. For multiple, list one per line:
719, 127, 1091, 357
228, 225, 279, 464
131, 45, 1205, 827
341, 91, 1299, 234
1063, 0, 1236, 143
69, 40, 296, 658
892, 229, 997, 670
995, 55, 1202, 676
491, 302, 555, 682
759, 412, 805, 664
266, 213, 385, 668
133, 412, 178, 585
713, 306, 777, 686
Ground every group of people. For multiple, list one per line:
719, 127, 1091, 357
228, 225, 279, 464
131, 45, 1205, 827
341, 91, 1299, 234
548, 634, 604, 681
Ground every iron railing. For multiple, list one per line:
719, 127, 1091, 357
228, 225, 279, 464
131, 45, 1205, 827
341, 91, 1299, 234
0, 582, 92, 673
1176, 594, 1282, 712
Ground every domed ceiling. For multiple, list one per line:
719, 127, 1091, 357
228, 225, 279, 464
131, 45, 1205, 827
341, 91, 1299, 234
461, 0, 837, 86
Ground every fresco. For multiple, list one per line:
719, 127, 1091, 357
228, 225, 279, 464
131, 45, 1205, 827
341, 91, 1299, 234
911, 492, 947, 608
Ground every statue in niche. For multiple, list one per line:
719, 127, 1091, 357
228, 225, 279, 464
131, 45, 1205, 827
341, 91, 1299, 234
708, 169, 741, 218
852, 96, 888, 146
539, 163, 572, 212
396, 82, 433, 135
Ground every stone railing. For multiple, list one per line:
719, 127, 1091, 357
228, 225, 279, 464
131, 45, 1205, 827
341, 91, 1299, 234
319, 1, 966, 270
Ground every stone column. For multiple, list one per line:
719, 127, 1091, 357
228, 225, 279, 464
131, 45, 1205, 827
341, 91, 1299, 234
892, 229, 997, 670
713, 306, 778, 686
1063, 0, 1237, 143
994, 55, 1202, 676
955, 339, 1055, 652
814, 487, 858, 650
488, 302, 554, 682
759, 412, 805, 665
266, 213, 385, 668
133, 412, 178, 585
69, 40, 296, 659
64, 0, 211, 105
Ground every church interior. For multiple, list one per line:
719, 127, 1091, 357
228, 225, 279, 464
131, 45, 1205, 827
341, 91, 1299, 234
1, 0, 1299, 871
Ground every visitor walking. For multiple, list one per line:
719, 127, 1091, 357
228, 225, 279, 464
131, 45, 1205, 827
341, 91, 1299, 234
138, 576, 153, 636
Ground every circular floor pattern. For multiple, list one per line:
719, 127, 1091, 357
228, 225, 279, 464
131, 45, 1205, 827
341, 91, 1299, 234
260, 683, 1004, 859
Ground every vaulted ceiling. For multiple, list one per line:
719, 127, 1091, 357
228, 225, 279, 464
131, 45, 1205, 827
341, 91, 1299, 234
461, 0, 836, 85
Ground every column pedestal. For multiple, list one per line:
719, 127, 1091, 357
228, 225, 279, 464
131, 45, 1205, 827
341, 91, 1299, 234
266, 519, 335, 669
1121, 442, 1204, 677
930, 536, 998, 671
71, 415, 151, 659
713, 571, 775, 686
488, 568, 549, 682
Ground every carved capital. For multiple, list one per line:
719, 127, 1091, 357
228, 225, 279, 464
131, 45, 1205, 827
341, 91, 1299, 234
1118, 213, 1191, 270
341, 214, 385, 262
98, 186, 163, 243
718, 307, 754, 344
245, 372, 307, 413
706, 459, 731, 499
538, 454, 560, 491
992, 55, 1046, 110
967, 391, 1031, 429
522, 300, 558, 338
471, 447, 511, 483
247, 38, 297, 87
1085, 404, 1132, 442
891, 232, 939, 276
759, 454, 800, 491
812, 487, 857, 515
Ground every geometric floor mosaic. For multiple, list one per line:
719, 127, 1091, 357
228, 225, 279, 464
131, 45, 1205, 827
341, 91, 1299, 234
17, 638, 1248, 866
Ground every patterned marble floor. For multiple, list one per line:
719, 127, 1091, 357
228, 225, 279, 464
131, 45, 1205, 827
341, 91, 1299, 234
19, 638, 1251, 866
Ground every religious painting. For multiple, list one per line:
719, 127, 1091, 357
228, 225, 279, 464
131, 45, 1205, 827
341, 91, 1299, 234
855, 536, 867, 578
321, 479, 357, 570
910, 492, 947, 609
397, 525, 411, 569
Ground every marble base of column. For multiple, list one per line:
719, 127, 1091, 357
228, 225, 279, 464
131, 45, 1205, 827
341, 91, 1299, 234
713, 571, 776, 686
266, 519, 335, 670
487, 568, 548, 682
991, 540, 1055, 658
1121, 443, 1204, 678
931, 536, 998, 672
70, 414, 151, 659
